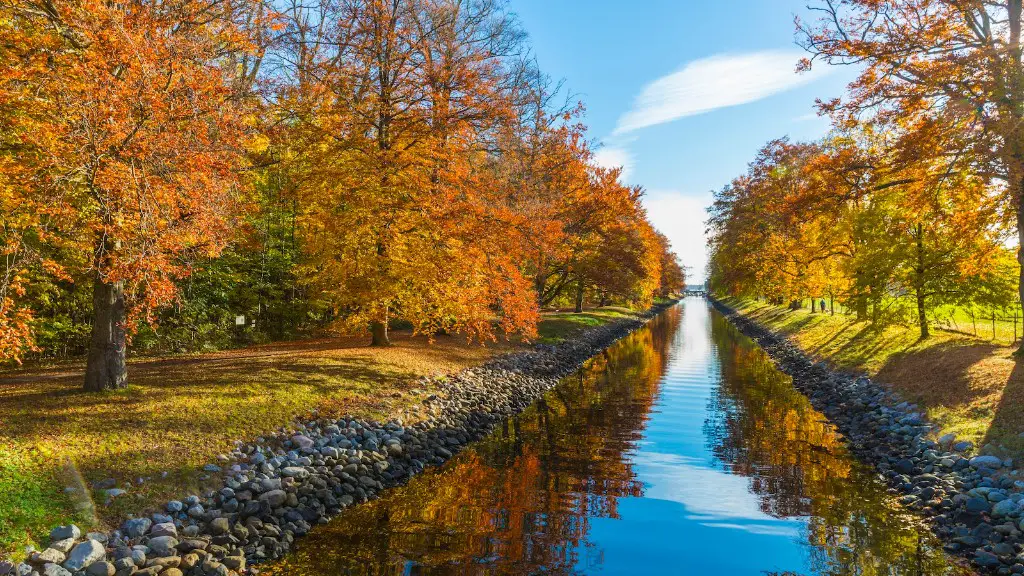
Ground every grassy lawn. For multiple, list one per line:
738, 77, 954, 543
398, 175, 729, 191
723, 297, 1024, 466
0, 307, 638, 558
535, 307, 637, 344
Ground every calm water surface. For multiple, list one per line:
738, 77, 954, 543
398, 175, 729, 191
268, 298, 967, 575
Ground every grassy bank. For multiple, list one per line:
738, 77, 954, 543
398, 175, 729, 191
721, 296, 1024, 464
0, 308, 640, 558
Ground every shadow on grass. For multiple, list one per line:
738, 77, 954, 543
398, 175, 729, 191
981, 358, 1024, 452
875, 342, 1003, 410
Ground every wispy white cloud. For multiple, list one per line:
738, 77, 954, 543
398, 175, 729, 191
614, 50, 832, 135
592, 145, 635, 182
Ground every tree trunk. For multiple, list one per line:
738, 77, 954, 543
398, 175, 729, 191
869, 283, 880, 324
811, 298, 816, 313
574, 279, 584, 313
915, 222, 928, 340
1018, 195, 1024, 351
916, 289, 929, 340
84, 275, 127, 391
370, 320, 390, 346
854, 268, 868, 321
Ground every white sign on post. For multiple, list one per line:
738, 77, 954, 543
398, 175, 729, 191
235, 315, 246, 326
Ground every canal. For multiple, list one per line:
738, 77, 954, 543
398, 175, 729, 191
267, 298, 966, 575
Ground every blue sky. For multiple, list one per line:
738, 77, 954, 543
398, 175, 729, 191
508, 0, 856, 282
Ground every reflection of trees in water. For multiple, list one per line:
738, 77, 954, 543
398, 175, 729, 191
268, 308, 681, 576
703, 314, 966, 576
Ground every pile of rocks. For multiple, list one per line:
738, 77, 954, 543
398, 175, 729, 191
711, 298, 1024, 575
0, 302, 674, 576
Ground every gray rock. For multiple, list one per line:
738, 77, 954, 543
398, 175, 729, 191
32, 548, 65, 565
280, 467, 309, 479
966, 497, 991, 514
953, 440, 974, 452
49, 526, 80, 542
103, 488, 126, 501
208, 518, 229, 536
970, 455, 1004, 469
259, 489, 287, 507
993, 499, 1020, 517
122, 518, 152, 539
85, 561, 115, 576
291, 435, 314, 450
49, 539, 74, 555
41, 564, 71, 576
894, 459, 914, 475
63, 540, 105, 572
975, 550, 1001, 568
149, 523, 176, 539
145, 536, 177, 557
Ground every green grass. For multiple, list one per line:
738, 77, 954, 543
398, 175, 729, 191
535, 307, 637, 344
0, 448, 87, 555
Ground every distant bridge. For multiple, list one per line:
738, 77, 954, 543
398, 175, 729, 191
682, 289, 707, 297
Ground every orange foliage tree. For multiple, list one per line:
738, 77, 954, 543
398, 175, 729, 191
278, 0, 539, 345
798, 0, 1024, 340
0, 0, 259, 388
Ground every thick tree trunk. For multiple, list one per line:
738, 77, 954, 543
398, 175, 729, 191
915, 222, 928, 340
370, 320, 390, 346
574, 279, 584, 313
1018, 200, 1024, 351
811, 298, 816, 313
84, 275, 127, 391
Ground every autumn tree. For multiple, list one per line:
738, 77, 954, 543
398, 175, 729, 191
798, 0, 1024, 343
655, 232, 686, 298
0, 0, 259, 389
280, 0, 539, 346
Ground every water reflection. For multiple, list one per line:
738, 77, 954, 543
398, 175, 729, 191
266, 300, 966, 575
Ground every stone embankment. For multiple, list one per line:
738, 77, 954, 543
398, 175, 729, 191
0, 302, 674, 576
710, 297, 1024, 575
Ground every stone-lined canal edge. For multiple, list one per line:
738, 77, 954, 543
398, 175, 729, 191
0, 301, 677, 576
710, 296, 1024, 575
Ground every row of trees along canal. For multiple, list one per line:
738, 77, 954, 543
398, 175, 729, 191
708, 0, 1024, 343
0, 0, 686, 390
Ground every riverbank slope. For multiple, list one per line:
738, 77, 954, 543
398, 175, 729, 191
0, 306, 641, 561
717, 297, 1024, 462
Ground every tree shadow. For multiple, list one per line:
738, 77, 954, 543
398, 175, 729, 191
875, 341, 1003, 413
980, 357, 1024, 453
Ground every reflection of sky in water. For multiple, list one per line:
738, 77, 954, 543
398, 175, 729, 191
267, 299, 960, 576
574, 301, 807, 575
